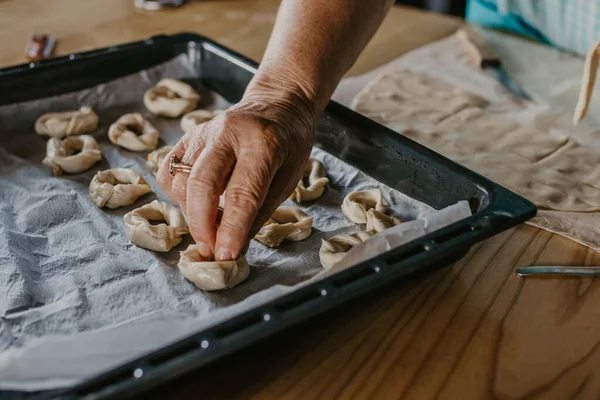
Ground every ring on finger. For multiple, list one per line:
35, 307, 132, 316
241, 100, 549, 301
169, 154, 193, 177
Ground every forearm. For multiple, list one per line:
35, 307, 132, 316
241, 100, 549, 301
245, 0, 394, 119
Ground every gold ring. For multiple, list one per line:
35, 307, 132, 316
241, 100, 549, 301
169, 154, 193, 177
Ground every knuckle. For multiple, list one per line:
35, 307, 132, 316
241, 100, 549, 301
240, 148, 279, 180
220, 111, 234, 126
254, 158, 275, 182
188, 174, 220, 197
209, 144, 231, 163
181, 134, 208, 164
226, 185, 262, 213
221, 110, 243, 128
259, 125, 285, 152
218, 217, 242, 237
189, 121, 211, 138
181, 146, 201, 165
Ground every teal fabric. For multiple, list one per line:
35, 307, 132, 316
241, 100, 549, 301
465, 0, 547, 43
466, 0, 600, 57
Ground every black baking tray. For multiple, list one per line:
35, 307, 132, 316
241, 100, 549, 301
0, 33, 536, 399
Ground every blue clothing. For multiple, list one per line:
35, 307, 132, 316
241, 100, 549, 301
466, 0, 600, 57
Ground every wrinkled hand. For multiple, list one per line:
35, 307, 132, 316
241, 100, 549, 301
156, 83, 316, 261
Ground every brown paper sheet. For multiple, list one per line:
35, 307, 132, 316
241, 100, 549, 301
333, 29, 600, 252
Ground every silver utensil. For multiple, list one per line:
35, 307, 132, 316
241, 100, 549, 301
457, 25, 532, 101
516, 266, 600, 277
134, 0, 186, 11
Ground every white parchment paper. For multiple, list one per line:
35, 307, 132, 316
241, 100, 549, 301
0, 55, 469, 391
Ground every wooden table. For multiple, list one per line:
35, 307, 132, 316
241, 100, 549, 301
3, 1, 600, 399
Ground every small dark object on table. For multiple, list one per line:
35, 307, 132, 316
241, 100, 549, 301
25, 34, 56, 61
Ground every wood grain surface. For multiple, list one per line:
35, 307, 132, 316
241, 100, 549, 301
2, 1, 600, 399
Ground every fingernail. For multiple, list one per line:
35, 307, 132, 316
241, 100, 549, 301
216, 248, 232, 261
196, 242, 213, 259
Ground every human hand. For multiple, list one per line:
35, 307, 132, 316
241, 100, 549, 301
156, 77, 316, 261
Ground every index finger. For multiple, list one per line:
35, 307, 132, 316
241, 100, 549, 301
185, 144, 235, 257
215, 153, 278, 261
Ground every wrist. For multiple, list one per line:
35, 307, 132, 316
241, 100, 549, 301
240, 67, 320, 132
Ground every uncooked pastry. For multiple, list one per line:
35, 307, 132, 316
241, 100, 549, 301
89, 168, 151, 209
42, 135, 102, 176
254, 206, 313, 247
144, 78, 200, 118
180, 109, 222, 132
341, 189, 388, 224
366, 209, 401, 233
178, 243, 250, 291
35, 106, 99, 138
146, 145, 173, 175
108, 113, 159, 151
319, 231, 372, 269
123, 200, 189, 252
573, 39, 600, 125
290, 158, 329, 202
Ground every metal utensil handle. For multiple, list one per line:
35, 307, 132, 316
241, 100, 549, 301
516, 266, 600, 277
456, 25, 501, 69
134, 0, 186, 10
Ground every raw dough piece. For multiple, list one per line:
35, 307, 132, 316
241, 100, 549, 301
290, 158, 329, 202
180, 109, 222, 132
254, 206, 313, 247
42, 135, 102, 176
366, 209, 401, 233
108, 113, 159, 151
178, 244, 249, 291
351, 69, 486, 127
342, 189, 388, 224
574, 39, 600, 125
35, 106, 99, 138
319, 231, 372, 270
89, 168, 151, 209
144, 78, 200, 118
124, 200, 189, 252
146, 145, 173, 175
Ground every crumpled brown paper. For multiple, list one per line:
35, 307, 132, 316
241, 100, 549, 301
333, 28, 600, 252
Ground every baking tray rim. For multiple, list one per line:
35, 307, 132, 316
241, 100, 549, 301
0, 32, 537, 399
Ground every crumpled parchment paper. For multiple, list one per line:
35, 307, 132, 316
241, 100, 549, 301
0, 55, 469, 391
